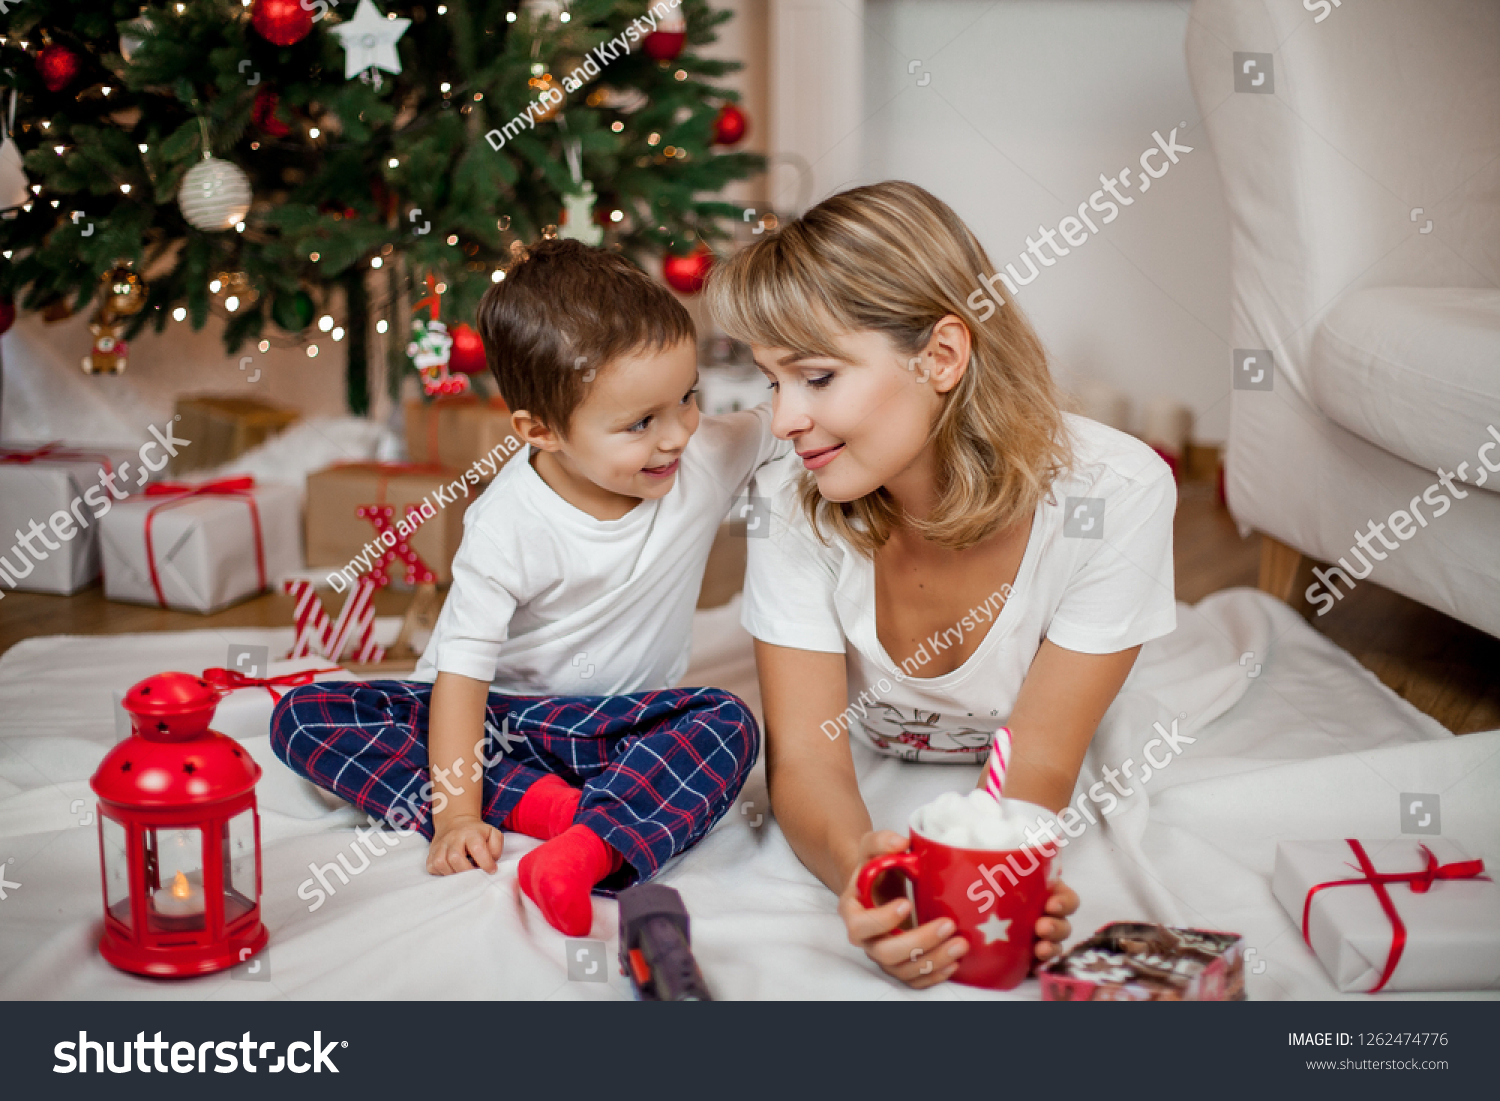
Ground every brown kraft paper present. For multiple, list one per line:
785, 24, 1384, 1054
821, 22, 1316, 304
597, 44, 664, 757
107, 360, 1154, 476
169, 395, 300, 475
305, 463, 479, 586
405, 396, 522, 470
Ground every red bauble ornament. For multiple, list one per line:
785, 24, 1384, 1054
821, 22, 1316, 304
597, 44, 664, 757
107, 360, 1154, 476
712, 103, 748, 146
0, 298, 14, 336
662, 245, 714, 296
251, 87, 291, 138
38, 44, 83, 93
251, 0, 314, 46
448, 323, 487, 375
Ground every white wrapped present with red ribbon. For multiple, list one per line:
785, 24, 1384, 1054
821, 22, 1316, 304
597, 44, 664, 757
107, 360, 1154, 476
0, 441, 144, 595
98, 475, 302, 613
1272, 838, 1500, 993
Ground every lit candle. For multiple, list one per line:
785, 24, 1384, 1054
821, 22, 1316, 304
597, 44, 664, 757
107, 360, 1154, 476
152, 870, 205, 917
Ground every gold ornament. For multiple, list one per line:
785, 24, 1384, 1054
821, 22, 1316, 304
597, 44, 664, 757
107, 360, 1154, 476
101, 260, 147, 316
528, 72, 564, 123
82, 260, 145, 375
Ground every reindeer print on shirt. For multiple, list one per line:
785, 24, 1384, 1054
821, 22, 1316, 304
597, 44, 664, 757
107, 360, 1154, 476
861, 702, 996, 762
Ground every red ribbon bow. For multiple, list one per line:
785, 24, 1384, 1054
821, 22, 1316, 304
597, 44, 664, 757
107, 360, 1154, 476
141, 476, 266, 608
0, 441, 115, 476
201, 666, 342, 703
1301, 839, 1488, 993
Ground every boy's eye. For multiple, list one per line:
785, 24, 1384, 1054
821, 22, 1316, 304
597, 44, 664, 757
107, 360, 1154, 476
682, 387, 699, 405
627, 416, 651, 433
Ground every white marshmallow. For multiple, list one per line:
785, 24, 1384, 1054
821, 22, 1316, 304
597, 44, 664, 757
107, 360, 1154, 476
913, 789, 1046, 851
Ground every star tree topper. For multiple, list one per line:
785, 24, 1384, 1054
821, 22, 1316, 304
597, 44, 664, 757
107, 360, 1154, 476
333, 0, 411, 81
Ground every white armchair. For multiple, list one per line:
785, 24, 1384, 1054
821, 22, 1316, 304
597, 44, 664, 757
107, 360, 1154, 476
1186, 0, 1500, 636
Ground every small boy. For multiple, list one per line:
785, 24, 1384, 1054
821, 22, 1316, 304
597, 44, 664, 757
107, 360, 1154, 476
272, 239, 784, 935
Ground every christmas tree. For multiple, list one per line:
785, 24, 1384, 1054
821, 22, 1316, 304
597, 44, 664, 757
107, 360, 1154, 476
0, 0, 761, 412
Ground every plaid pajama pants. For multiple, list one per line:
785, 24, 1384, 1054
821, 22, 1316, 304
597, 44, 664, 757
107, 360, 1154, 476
269, 681, 759, 891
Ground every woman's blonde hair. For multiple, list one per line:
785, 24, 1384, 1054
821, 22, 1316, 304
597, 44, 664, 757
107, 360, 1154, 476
705, 180, 1071, 555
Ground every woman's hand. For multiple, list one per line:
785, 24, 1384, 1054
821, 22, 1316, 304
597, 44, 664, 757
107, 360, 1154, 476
426, 814, 504, 875
838, 830, 971, 989
838, 830, 1080, 988
1034, 876, 1078, 964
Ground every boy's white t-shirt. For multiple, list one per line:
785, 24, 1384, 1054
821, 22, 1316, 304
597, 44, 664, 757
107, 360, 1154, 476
414, 403, 786, 695
741, 413, 1177, 763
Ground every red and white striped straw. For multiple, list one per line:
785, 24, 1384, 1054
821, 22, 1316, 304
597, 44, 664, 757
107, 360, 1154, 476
984, 726, 1013, 801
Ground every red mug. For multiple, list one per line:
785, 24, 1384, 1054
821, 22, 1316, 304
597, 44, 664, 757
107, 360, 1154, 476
857, 801, 1056, 990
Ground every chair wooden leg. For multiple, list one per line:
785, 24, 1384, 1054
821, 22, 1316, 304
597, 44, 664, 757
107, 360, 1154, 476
1257, 534, 1305, 604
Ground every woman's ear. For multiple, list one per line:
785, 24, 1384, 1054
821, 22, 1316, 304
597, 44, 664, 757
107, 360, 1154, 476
510, 410, 562, 452
922, 314, 973, 394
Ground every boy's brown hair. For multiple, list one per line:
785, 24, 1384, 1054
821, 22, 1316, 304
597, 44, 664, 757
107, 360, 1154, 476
475, 238, 695, 433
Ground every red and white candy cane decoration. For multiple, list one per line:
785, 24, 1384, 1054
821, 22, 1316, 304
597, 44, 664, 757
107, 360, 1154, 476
356, 503, 437, 588
324, 576, 385, 663
283, 578, 386, 662
286, 578, 332, 658
984, 726, 1013, 801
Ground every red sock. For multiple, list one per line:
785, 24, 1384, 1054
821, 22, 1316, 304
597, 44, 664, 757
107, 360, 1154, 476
503, 774, 581, 840
518, 824, 623, 936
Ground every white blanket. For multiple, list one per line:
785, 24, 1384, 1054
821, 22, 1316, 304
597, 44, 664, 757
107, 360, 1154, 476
0, 589, 1496, 1000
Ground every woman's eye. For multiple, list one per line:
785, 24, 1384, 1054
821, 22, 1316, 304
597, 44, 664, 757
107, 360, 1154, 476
764, 379, 779, 392
807, 374, 834, 389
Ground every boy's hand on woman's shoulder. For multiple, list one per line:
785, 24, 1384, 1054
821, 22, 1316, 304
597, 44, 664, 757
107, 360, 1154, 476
427, 814, 505, 875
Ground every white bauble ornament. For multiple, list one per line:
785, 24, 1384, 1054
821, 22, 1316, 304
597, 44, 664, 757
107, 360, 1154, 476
177, 156, 252, 231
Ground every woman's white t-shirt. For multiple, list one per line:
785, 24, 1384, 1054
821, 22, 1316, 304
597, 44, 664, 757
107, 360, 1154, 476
741, 413, 1177, 763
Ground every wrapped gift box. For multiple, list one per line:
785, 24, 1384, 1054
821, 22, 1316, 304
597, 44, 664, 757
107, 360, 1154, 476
1272, 838, 1500, 993
404, 396, 522, 470
169, 394, 300, 475
98, 477, 302, 613
305, 463, 475, 586
1040, 922, 1245, 1001
0, 442, 145, 595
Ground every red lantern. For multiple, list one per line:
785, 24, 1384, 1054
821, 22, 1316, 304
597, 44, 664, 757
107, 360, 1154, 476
448, 323, 487, 375
252, 0, 315, 46
89, 673, 268, 977
662, 244, 714, 296
38, 44, 83, 93
712, 103, 748, 146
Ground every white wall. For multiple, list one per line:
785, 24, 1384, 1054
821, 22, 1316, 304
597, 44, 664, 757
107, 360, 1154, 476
770, 0, 1233, 443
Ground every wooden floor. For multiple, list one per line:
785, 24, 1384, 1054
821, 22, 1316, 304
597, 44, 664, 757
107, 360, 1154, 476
1, 477, 1495, 733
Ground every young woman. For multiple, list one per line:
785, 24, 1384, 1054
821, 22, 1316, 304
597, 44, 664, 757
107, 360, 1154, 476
705, 181, 1178, 988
